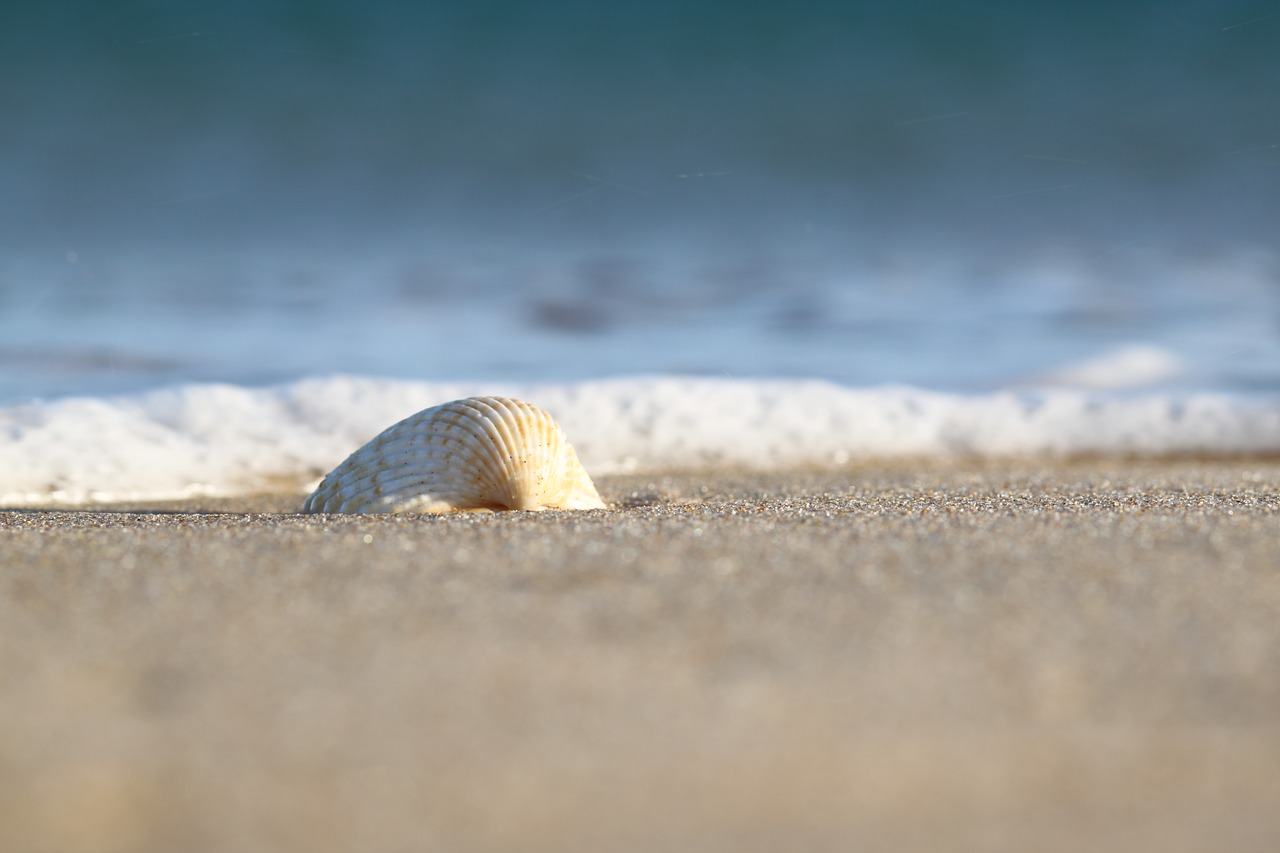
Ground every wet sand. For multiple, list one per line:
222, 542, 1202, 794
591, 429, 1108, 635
2, 459, 1279, 852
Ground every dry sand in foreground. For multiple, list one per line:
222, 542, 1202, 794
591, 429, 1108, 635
2, 459, 1279, 852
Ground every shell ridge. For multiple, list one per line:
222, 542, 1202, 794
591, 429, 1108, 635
354, 473, 447, 509
409, 403, 507, 503
448, 403, 514, 502
469, 397, 542, 507
412, 398, 527, 510
471, 397, 525, 462
399, 417, 504, 509
515, 401, 565, 507
363, 457, 501, 505
447, 401, 512, 495
303, 406, 463, 513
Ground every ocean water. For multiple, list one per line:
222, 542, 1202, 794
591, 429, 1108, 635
1, 2, 1278, 502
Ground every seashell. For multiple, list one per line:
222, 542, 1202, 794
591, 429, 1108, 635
302, 396, 606, 514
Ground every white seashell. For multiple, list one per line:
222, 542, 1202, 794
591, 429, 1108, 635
302, 396, 606, 514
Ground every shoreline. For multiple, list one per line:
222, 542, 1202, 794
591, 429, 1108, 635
9, 452, 1280, 513
3, 459, 1279, 852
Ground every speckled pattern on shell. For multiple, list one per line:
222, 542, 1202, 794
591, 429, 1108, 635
302, 397, 606, 514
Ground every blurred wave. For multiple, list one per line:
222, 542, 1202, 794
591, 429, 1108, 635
0, 2, 1276, 402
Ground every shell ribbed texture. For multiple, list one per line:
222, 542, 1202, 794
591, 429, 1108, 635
302, 397, 605, 514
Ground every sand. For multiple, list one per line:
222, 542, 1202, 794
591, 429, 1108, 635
2, 459, 1279, 853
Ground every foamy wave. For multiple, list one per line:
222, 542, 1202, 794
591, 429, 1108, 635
2, 375, 1278, 505
1030, 345, 1186, 389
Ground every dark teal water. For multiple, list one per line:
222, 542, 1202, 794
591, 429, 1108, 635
1, 1, 1277, 400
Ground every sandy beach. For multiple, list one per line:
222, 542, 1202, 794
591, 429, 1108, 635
2, 458, 1279, 852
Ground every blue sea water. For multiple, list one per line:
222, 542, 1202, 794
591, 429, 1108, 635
0, 2, 1278, 499
3, 1, 1278, 397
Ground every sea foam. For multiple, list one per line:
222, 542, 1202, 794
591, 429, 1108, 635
1, 375, 1278, 505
